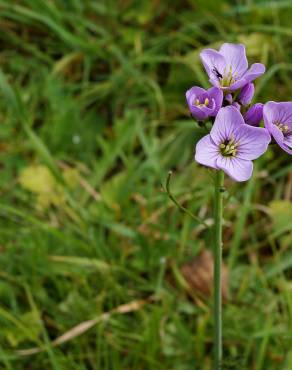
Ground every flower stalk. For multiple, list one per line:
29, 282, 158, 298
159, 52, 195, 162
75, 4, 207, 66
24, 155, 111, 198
183, 42, 292, 369
213, 170, 225, 369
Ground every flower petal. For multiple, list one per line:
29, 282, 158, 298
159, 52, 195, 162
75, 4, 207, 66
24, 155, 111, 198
186, 86, 206, 103
216, 156, 253, 182
207, 87, 223, 115
194, 135, 219, 169
269, 124, 292, 155
228, 78, 248, 91
219, 43, 248, 77
200, 49, 226, 81
234, 125, 271, 160
263, 101, 277, 124
238, 83, 254, 105
243, 63, 265, 83
244, 103, 263, 126
283, 134, 292, 148
210, 106, 245, 145
189, 105, 208, 121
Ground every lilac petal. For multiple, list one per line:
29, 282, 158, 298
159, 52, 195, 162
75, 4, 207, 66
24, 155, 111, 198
229, 78, 248, 91
207, 99, 216, 111
207, 87, 223, 115
198, 103, 216, 115
284, 134, 292, 147
234, 125, 271, 160
186, 86, 206, 103
200, 49, 226, 81
243, 63, 265, 83
269, 123, 284, 142
189, 105, 208, 121
216, 156, 253, 182
189, 104, 216, 121
210, 106, 245, 145
194, 135, 219, 169
244, 103, 263, 126
269, 123, 292, 155
238, 83, 254, 105
263, 101, 278, 124
219, 43, 248, 77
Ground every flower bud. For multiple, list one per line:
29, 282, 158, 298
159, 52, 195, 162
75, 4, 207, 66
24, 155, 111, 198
232, 102, 241, 110
225, 93, 233, 104
238, 83, 254, 105
244, 103, 263, 126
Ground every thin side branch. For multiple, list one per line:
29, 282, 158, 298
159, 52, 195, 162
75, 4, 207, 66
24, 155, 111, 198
164, 171, 209, 228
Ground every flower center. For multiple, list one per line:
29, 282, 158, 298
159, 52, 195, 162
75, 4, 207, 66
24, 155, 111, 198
274, 122, 289, 134
221, 66, 238, 87
193, 97, 209, 107
219, 137, 239, 157
213, 65, 237, 87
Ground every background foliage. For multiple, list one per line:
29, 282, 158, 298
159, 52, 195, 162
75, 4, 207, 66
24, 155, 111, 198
0, 0, 291, 369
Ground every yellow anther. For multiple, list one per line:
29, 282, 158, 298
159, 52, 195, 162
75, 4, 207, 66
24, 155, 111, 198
194, 98, 200, 106
204, 98, 209, 106
219, 138, 239, 157
275, 122, 289, 133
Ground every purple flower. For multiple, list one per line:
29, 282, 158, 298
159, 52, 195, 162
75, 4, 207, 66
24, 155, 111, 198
195, 106, 271, 181
244, 103, 263, 126
186, 86, 223, 121
238, 83, 254, 105
200, 43, 265, 91
263, 101, 292, 154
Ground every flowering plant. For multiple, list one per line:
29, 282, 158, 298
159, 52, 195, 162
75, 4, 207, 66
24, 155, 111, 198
184, 43, 292, 369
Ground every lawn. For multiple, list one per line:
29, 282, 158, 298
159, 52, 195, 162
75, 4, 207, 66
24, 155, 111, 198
0, 0, 291, 369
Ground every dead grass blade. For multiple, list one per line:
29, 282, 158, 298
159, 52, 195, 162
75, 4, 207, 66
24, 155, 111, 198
17, 297, 152, 356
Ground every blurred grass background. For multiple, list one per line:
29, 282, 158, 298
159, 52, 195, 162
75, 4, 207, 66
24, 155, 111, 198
0, 0, 291, 369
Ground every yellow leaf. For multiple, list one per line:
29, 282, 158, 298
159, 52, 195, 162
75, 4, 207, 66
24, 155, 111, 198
19, 165, 56, 195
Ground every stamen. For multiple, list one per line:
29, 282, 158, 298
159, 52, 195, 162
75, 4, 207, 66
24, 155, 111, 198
275, 122, 290, 133
219, 138, 239, 157
219, 65, 236, 87
193, 97, 210, 107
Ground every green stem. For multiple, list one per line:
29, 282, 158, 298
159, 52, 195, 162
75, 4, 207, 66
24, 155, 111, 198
213, 170, 224, 370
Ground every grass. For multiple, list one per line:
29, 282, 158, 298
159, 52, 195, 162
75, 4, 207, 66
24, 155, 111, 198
0, 0, 291, 369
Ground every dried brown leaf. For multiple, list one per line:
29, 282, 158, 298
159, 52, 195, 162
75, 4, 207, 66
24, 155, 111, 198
180, 249, 229, 302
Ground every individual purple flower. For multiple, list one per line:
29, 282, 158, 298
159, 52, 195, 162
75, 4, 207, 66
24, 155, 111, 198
186, 86, 223, 121
238, 83, 254, 105
200, 43, 265, 91
195, 106, 271, 181
244, 103, 263, 126
263, 101, 292, 154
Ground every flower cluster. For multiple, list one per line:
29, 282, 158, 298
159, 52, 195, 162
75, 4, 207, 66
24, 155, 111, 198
186, 43, 292, 181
